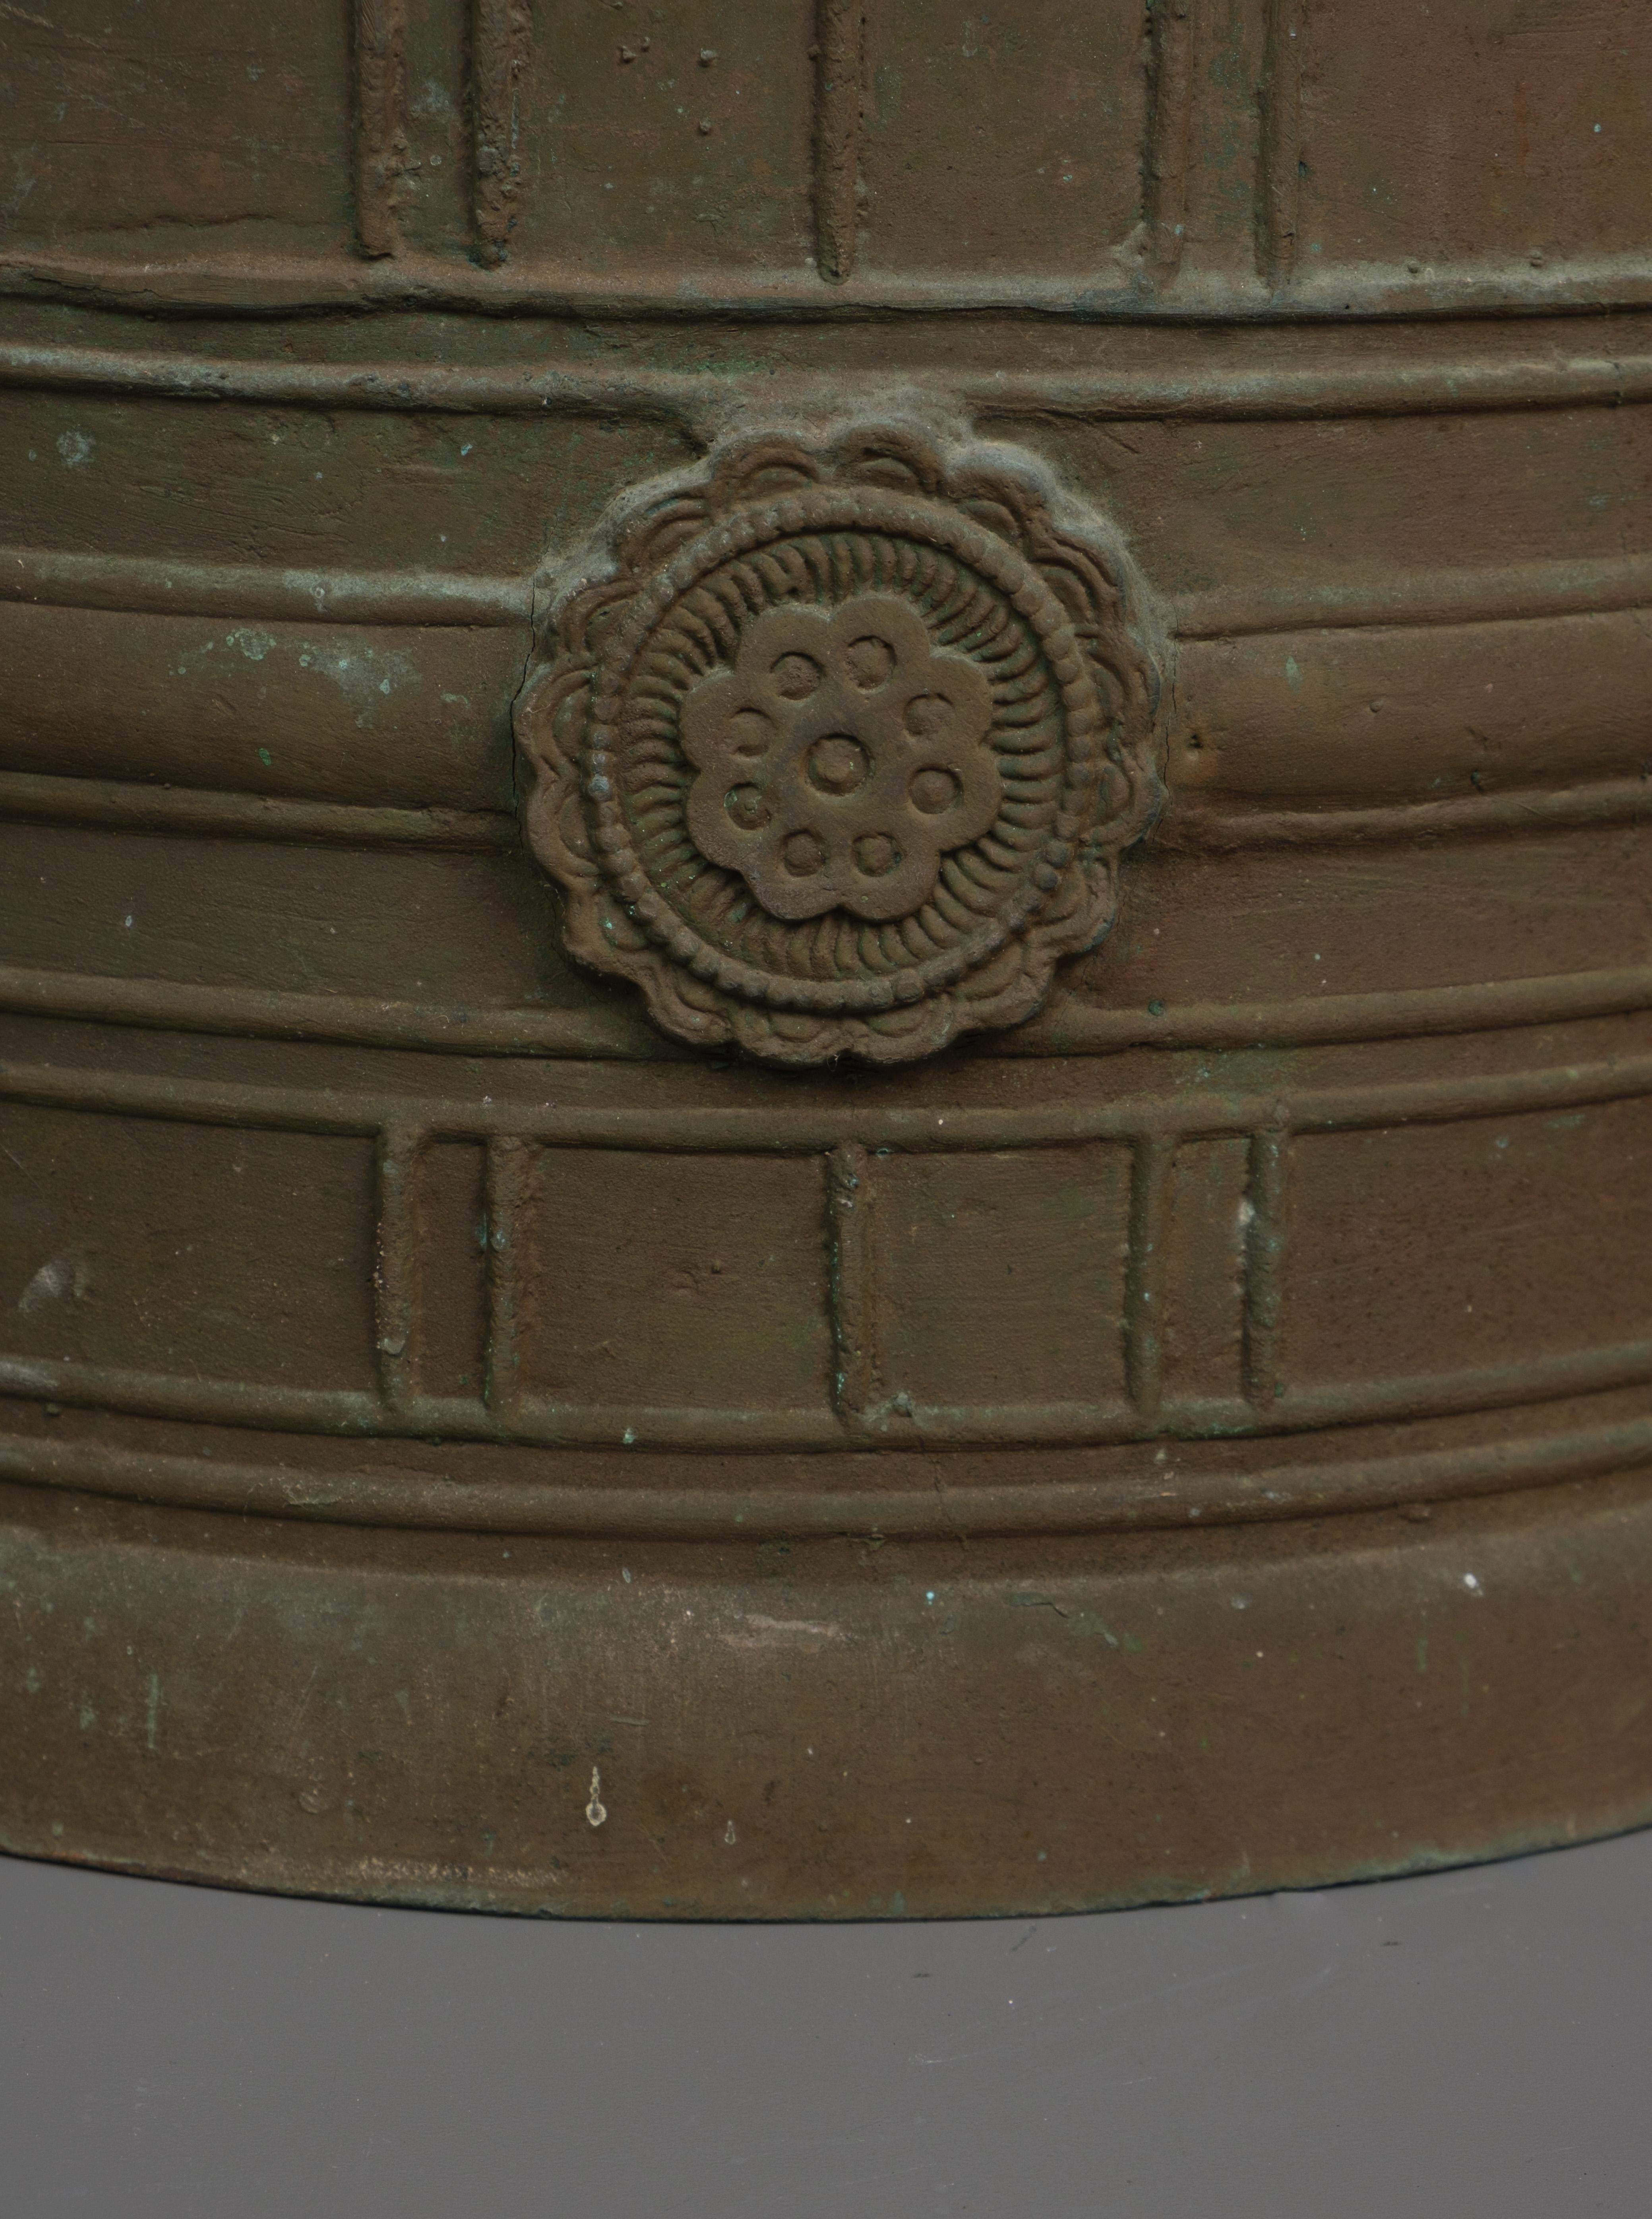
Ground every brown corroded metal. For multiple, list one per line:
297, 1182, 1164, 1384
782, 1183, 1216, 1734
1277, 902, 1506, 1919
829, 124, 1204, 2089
1, 1, 1651, 1917
515, 423, 1163, 1062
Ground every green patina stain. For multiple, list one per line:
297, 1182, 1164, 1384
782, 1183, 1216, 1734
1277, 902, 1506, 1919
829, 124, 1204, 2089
1416, 1635, 1429, 1675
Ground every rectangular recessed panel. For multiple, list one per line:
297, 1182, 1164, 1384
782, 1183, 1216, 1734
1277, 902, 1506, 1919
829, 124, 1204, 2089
394, 0, 473, 258
0, 606, 524, 811
0, 0, 350, 254
1178, 2, 1269, 283
1299, 2, 1652, 269
1283, 1099, 1652, 1392
0, 827, 583, 1013
0, 1107, 375, 1391
412, 1142, 488, 1400
990, 407, 1652, 613
1066, 827, 1652, 1016
859, 1, 1147, 275
521, 1150, 833, 1412
0, 393, 697, 578
509, 0, 815, 271
875, 1147, 1129, 1410
1160, 1139, 1247, 1407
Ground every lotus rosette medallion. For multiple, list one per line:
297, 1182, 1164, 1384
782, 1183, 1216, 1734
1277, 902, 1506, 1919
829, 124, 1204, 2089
514, 422, 1166, 1063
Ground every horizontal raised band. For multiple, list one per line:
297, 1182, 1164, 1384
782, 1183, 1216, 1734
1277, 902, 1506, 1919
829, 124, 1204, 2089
2, 1043, 1648, 1147
5, 1339, 1652, 1459
0, 772, 515, 850
5, 248, 1652, 326
1157, 778, 1652, 853
5, 337, 1652, 424
1172, 553, 1652, 640
3, 1397, 1648, 1538
8, 543, 1651, 644
6, 767, 1650, 861
0, 548, 531, 629
3, 957, 1649, 1064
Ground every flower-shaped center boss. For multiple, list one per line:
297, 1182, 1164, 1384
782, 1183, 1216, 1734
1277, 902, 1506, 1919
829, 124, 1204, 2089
680, 594, 1000, 922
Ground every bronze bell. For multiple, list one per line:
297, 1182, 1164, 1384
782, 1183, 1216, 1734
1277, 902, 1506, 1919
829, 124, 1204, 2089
2, 2, 1650, 1916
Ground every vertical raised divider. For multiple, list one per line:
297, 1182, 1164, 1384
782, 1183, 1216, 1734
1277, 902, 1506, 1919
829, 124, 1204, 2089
470, 0, 531, 265
1144, 0, 1197, 284
373, 1124, 424, 1416
814, 0, 866, 283
826, 1141, 876, 1433
352, 0, 409, 258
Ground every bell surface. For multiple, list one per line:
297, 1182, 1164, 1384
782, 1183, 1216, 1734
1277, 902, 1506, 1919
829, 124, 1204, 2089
2, 1, 1650, 1917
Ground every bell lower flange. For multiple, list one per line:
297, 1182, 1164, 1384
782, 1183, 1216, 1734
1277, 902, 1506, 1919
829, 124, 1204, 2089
3, 1469, 1650, 1918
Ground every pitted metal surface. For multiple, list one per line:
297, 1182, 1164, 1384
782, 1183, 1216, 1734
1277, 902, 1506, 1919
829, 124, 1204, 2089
0, 0, 1649, 1916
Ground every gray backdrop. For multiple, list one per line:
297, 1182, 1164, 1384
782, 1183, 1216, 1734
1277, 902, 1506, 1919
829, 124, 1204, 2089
5, 1829, 1651, 2217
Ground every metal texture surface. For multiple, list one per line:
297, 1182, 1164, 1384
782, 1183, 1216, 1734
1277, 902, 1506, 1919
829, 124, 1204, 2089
1, 0, 1650, 1916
